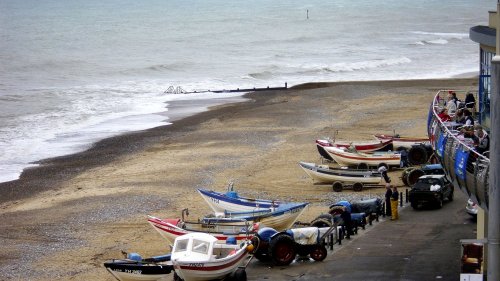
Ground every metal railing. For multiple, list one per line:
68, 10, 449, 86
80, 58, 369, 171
427, 90, 490, 211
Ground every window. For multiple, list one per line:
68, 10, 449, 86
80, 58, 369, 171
192, 239, 210, 254
174, 239, 189, 253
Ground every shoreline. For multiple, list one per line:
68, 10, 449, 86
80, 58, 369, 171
0, 77, 478, 207
0, 77, 478, 280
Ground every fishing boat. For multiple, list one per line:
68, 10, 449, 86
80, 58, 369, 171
373, 134, 429, 150
201, 202, 309, 230
148, 202, 308, 244
147, 215, 253, 245
324, 147, 401, 168
298, 161, 381, 184
316, 138, 392, 154
197, 187, 280, 213
104, 253, 173, 281
171, 233, 253, 281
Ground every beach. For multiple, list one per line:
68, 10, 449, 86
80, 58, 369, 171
0, 78, 477, 280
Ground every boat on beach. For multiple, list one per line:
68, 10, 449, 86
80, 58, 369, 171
197, 187, 281, 213
104, 253, 173, 281
373, 134, 429, 150
148, 201, 308, 245
201, 202, 309, 231
298, 161, 382, 184
315, 138, 392, 161
171, 232, 253, 281
147, 215, 254, 245
324, 146, 401, 168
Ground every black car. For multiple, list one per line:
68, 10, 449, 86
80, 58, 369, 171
409, 175, 454, 209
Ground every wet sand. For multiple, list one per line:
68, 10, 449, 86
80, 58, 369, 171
0, 78, 477, 280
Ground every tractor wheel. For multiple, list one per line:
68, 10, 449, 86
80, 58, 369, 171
332, 181, 343, 192
310, 245, 328, 261
408, 145, 428, 165
407, 169, 425, 186
269, 234, 296, 266
352, 182, 363, 192
401, 167, 415, 186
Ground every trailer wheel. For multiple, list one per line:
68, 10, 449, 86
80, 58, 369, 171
332, 181, 343, 192
352, 182, 363, 192
310, 245, 328, 261
269, 235, 296, 266
357, 163, 368, 170
228, 268, 247, 281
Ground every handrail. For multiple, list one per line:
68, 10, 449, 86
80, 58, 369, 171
431, 90, 488, 162
428, 89, 490, 210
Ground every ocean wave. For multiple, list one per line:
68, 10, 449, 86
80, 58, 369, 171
246, 57, 412, 80
414, 39, 449, 45
411, 31, 469, 39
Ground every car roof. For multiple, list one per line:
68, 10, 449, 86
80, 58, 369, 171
420, 175, 445, 179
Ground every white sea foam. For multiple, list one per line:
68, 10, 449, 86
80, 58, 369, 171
0, 0, 492, 183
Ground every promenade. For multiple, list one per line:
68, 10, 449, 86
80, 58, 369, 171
247, 189, 477, 281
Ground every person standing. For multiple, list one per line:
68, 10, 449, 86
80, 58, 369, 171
385, 184, 392, 217
390, 186, 399, 220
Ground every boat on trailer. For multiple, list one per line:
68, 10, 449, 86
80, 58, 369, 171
147, 215, 253, 245
201, 202, 309, 231
197, 187, 280, 213
104, 253, 173, 281
298, 161, 381, 184
316, 138, 392, 161
171, 233, 253, 281
323, 146, 401, 168
373, 134, 429, 150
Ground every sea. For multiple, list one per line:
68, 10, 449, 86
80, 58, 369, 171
0, 0, 493, 183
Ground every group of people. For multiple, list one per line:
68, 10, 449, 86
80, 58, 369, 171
437, 91, 489, 156
378, 166, 399, 220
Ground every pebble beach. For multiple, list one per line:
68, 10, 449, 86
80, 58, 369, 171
0, 78, 477, 280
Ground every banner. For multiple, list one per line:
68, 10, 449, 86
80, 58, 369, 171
454, 147, 469, 181
437, 133, 447, 158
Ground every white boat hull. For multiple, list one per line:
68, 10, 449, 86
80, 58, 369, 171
299, 162, 381, 184
324, 147, 401, 167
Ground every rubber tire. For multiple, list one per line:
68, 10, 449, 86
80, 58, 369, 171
411, 202, 418, 209
332, 181, 343, 192
310, 214, 334, 227
357, 163, 368, 170
310, 245, 328, 262
228, 268, 247, 281
352, 182, 363, 192
269, 234, 296, 266
408, 145, 428, 165
437, 197, 443, 209
448, 190, 454, 201
401, 167, 415, 186
407, 169, 425, 186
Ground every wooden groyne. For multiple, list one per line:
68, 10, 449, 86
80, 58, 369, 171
165, 83, 288, 94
